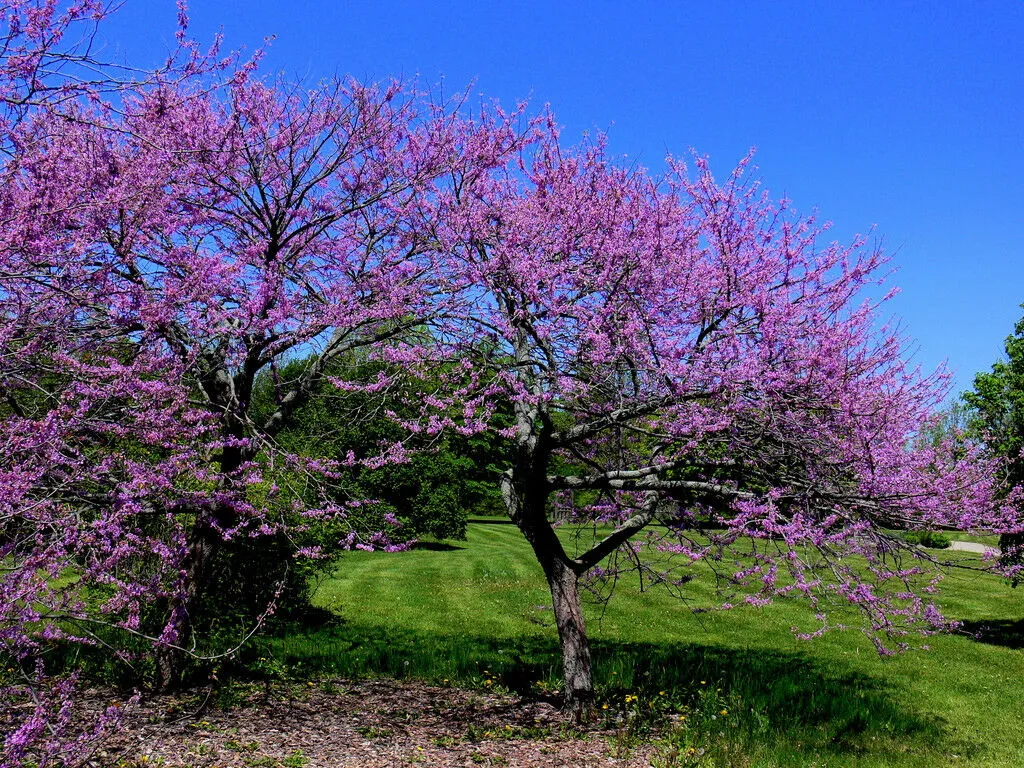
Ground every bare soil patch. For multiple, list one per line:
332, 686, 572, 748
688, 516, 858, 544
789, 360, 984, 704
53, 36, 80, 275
87, 679, 659, 767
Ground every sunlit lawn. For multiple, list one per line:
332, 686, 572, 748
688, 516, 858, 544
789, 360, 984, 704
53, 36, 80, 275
255, 520, 1024, 767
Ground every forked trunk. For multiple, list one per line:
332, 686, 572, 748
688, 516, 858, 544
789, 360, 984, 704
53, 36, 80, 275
155, 397, 246, 691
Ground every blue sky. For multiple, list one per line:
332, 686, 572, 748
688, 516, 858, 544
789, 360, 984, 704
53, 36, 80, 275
102, 1, 1024, 398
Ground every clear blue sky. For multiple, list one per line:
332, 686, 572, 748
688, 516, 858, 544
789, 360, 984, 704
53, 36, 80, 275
101, 1, 1024, 398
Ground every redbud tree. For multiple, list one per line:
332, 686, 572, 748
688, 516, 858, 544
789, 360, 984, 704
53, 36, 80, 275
420, 129, 1017, 718
0, 3, 528, 762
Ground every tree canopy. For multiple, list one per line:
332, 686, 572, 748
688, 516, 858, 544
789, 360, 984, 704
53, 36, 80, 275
402, 131, 1017, 715
0, 3, 527, 760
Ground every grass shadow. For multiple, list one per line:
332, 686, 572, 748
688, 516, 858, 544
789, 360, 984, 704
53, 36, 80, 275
409, 541, 467, 552
959, 618, 1024, 649
247, 620, 954, 760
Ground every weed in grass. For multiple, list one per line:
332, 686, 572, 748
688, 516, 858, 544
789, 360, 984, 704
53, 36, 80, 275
239, 755, 307, 768
187, 742, 218, 759
513, 724, 554, 740
464, 722, 541, 743
215, 679, 256, 709
225, 739, 260, 752
318, 678, 342, 694
357, 725, 393, 740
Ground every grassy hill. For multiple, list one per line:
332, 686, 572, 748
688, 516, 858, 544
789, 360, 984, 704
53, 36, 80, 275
255, 520, 1024, 767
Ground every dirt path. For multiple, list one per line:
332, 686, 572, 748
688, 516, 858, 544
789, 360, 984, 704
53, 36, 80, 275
87, 679, 660, 768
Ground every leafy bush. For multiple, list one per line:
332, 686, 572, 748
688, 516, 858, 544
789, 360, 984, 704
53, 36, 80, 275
903, 530, 951, 549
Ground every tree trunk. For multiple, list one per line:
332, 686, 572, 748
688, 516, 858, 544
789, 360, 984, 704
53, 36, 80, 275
542, 551, 594, 721
507, 478, 595, 720
154, 513, 222, 691
155, 370, 248, 691
499, 383, 595, 721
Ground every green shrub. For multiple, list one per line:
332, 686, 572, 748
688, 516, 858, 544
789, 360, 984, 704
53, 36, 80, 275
903, 530, 951, 549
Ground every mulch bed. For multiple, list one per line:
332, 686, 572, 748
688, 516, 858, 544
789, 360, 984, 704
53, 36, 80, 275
85, 679, 660, 767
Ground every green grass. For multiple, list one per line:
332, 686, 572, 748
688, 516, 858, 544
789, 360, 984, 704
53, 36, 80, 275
251, 520, 1024, 767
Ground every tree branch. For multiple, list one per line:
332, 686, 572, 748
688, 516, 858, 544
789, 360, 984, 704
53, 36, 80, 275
572, 492, 661, 573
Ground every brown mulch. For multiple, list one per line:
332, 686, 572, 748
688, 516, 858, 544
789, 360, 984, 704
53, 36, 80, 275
86, 679, 660, 767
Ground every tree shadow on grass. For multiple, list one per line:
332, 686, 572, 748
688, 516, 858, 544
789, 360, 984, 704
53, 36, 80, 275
408, 541, 467, 552
958, 618, 1024, 649
249, 620, 965, 761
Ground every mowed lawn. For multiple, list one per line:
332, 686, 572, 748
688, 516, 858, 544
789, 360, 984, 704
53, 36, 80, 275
262, 520, 1024, 767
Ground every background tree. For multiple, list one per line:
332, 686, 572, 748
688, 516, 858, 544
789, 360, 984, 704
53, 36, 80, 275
415, 132, 1013, 719
251, 352, 509, 542
963, 308, 1024, 580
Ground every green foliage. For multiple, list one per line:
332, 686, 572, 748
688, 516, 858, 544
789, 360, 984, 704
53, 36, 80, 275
142, 350, 511, 683
964, 306, 1024, 576
903, 530, 952, 549
964, 313, 1024, 476
252, 352, 508, 540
